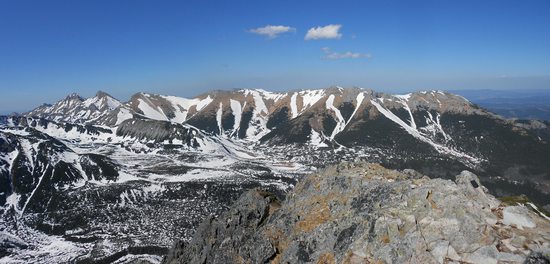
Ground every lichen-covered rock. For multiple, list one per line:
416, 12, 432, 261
164, 162, 550, 264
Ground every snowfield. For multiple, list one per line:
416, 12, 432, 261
0, 122, 308, 263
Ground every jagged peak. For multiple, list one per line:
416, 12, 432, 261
82, 91, 122, 110
38, 103, 52, 108
95, 90, 113, 99
64, 93, 84, 101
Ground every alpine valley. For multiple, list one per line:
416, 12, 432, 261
1, 87, 549, 263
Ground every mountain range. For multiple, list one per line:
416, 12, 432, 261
1, 87, 549, 263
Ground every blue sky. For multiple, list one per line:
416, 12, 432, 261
1, 0, 549, 113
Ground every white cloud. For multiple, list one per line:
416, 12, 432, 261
305, 24, 342, 40
248, 25, 295, 39
321, 47, 371, 59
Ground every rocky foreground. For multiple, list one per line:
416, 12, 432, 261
164, 162, 550, 264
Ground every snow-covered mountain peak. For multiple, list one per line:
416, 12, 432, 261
83, 91, 121, 111
27, 91, 121, 124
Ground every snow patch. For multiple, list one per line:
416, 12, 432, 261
370, 99, 479, 164
422, 112, 450, 141
325, 94, 346, 139
196, 95, 213, 111
216, 102, 223, 135
21, 164, 50, 214
116, 108, 133, 126
19, 138, 37, 174
160, 95, 214, 122
137, 99, 167, 121
347, 92, 364, 124
290, 93, 298, 119
399, 99, 417, 129
299, 89, 325, 111
251, 91, 268, 115
5, 193, 22, 215
394, 93, 412, 100
241, 89, 286, 103
230, 99, 242, 135
309, 129, 328, 148
527, 202, 550, 220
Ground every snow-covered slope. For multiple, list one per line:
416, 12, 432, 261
27, 91, 121, 124
5, 86, 550, 263
0, 127, 119, 216
23, 87, 542, 167
0, 116, 305, 263
22, 87, 547, 172
19, 88, 550, 202
3, 116, 219, 155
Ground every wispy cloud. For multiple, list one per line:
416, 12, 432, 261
305, 24, 342, 40
321, 47, 371, 59
248, 25, 295, 39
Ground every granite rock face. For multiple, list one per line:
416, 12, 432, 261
164, 162, 550, 264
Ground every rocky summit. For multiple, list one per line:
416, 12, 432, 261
164, 162, 550, 264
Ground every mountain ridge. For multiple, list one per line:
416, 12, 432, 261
19, 88, 550, 206
24, 87, 486, 139
2, 87, 550, 262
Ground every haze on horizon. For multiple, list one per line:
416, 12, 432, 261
1, 0, 549, 114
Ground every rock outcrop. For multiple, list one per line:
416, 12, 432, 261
116, 118, 202, 146
164, 162, 550, 264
